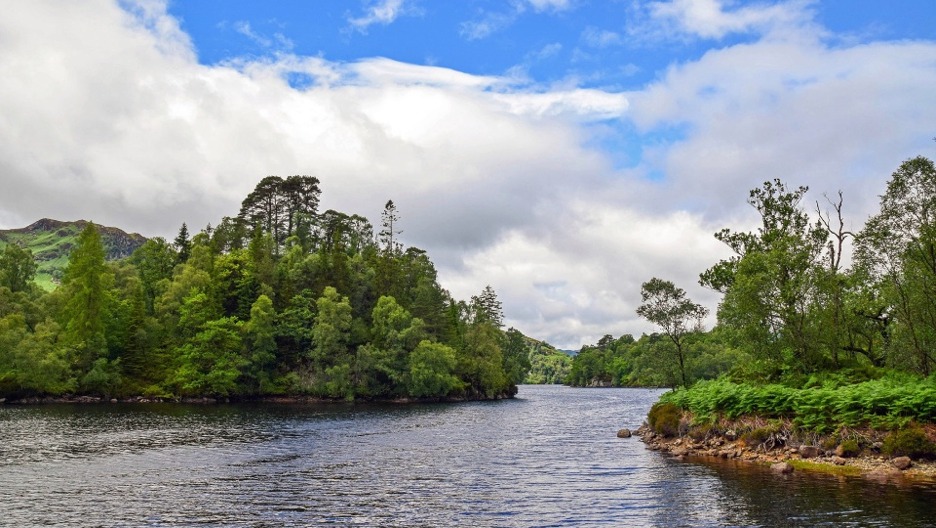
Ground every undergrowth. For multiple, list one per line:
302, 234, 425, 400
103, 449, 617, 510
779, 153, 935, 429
658, 372, 936, 434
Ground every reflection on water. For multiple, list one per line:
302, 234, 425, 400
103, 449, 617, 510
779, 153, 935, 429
2, 386, 934, 527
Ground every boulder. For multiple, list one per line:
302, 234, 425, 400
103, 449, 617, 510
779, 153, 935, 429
831, 456, 847, 466
799, 445, 820, 459
892, 456, 913, 470
616, 428, 632, 438
771, 462, 794, 474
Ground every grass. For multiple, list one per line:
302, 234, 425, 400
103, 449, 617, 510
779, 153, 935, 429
788, 459, 862, 477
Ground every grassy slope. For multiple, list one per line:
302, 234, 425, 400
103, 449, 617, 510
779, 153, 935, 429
0, 219, 147, 290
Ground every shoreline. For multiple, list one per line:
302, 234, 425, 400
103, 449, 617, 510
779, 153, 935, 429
634, 424, 936, 484
0, 393, 514, 405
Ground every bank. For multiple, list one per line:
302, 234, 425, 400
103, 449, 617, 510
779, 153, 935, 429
633, 417, 936, 483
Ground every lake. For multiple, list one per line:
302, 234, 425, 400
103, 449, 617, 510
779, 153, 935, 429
2, 385, 935, 527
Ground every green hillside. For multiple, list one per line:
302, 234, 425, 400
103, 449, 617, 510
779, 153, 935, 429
0, 219, 146, 290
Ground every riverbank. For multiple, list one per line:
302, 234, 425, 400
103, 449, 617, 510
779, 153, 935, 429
0, 393, 515, 405
635, 423, 936, 483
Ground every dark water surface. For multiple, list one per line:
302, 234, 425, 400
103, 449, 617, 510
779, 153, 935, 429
2, 385, 935, 527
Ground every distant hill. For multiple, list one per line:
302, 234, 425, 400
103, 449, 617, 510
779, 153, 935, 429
0, 218, 147, 290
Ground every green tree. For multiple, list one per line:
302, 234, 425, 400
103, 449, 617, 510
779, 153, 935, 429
172, 317, 245, 397
501, 327, 531, 386
0, 243, 38, 293
855, 156, 936, 374
636, 278, 708, 387
174, 223, 191, 264
407, 340, 461, 397
60, 223, 112, 370
701, 179, 830, 373
244, 294, 277, 394
311, 286, 353, 370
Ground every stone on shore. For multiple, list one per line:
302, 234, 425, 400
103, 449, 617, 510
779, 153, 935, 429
799, 445, 820, 459
892, 456, 913, 470
617, 428, 632, 438
771, 462, 794, 474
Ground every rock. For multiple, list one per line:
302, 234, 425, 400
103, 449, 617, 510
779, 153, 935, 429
110, 399, 118, 403
771, 462, 794, 474
892, 456, 913, 470
831, 456, 847, 466
867, 466, 902, 481
799, 445, 820, 459
616, 428, 632, 438
724, 430, 737, 441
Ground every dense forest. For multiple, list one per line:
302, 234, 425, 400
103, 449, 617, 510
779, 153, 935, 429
0, 176, 533, 401
571, 156, 936, 445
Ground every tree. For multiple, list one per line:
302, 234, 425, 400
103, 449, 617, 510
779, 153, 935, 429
174, 223, 191, 264
0, 243, 38, 293
701, 179, 831, 373
636, 278, 708, 387
855, 156, 936, 375
244, 294, 277, 394
60, 222, 112, 370
470, 285, 504, 327
407, 340, 461, 397
311, 286, 353, 369
379, 200, 401, 255
501, 328, 531, 386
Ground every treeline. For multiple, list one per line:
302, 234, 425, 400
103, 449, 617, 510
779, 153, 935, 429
571, 156, 936, 390
0, 175, 530, 400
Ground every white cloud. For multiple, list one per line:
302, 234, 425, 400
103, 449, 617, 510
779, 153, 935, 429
348, 0, 412, 33
641, 0, 818, 40
0, 0, 934, 349
525, 0, 574, 13
582, 26, 624, 48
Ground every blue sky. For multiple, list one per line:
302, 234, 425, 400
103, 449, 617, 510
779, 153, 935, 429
2, 1, 936, 347
168, 0, 935, 88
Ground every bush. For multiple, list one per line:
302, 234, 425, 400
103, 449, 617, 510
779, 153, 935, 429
648, 402, 682, 437
882, 426, 936, 459
837, 438, 860, 458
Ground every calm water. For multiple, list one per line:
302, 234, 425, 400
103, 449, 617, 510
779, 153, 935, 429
2, 385, 935, 527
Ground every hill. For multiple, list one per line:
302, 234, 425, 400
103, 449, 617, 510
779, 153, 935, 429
0, 218, 147, 289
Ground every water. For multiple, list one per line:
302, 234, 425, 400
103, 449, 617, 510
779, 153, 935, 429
2, 385, 935, 527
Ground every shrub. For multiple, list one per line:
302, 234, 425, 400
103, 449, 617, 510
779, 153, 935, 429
648, 402, 682, 437
837, 438, 860, 458
882, 426, 936, 459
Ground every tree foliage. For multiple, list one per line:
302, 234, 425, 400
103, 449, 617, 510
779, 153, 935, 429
0, 177, 525, 401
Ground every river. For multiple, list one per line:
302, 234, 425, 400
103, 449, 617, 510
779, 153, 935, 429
2, 385, 934, 527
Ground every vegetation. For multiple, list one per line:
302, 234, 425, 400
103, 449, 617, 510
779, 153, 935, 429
636, 155, 936, 456
0, 176, 526, 401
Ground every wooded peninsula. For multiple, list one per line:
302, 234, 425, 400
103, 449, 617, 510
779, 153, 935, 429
0, 176, 536, 401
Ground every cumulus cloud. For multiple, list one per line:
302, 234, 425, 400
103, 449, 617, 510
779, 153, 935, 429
0, 0, 933, 348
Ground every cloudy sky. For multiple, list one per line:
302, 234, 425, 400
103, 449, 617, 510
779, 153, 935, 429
1, 0, 935, 349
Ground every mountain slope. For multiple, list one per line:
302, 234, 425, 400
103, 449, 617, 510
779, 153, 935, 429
0, 218, 147, 289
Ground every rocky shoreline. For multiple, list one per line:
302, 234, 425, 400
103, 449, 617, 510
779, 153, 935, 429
630, 424, 936, 483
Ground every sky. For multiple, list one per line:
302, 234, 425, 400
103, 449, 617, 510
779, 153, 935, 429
1, 0, 935, 349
